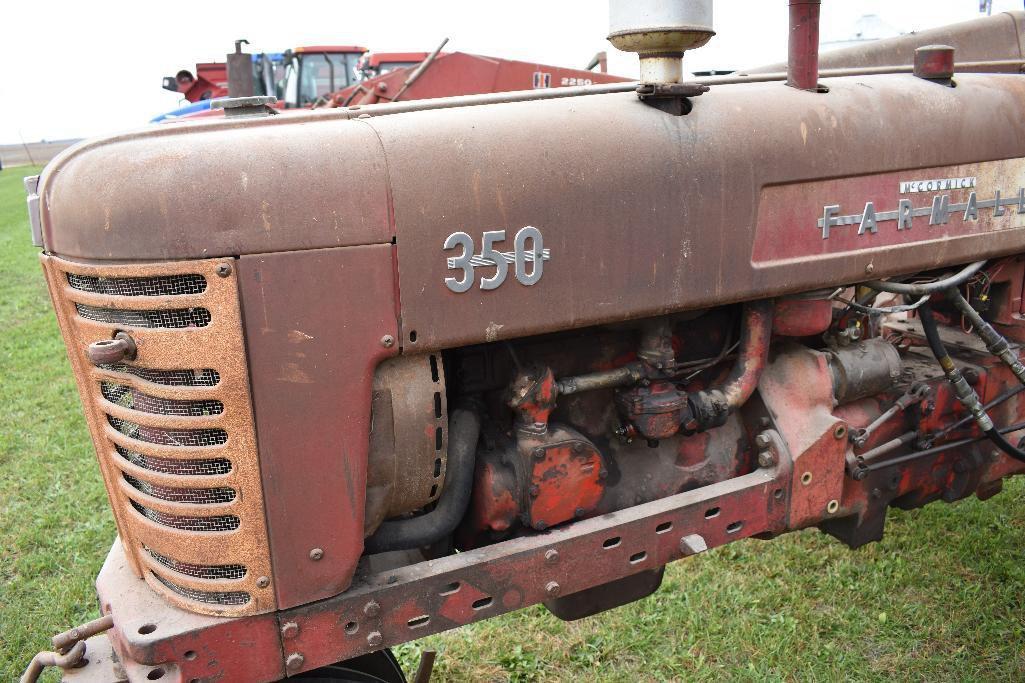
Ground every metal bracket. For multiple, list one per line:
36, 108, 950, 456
24, 175, 42, 247
636, 82, 710, 116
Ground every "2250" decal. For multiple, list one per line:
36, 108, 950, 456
443, 226, 551, 293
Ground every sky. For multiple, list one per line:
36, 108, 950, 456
1, 0, 1021, 144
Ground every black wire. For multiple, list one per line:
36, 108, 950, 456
862, 419, 1025, 472
865, 261, 986, 296
926, 384, 1025, 444
919, 303, 1025, 463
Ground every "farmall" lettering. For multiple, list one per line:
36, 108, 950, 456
818, 188, 1025, 239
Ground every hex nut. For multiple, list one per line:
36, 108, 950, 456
757, 450, 776, 468
281, 622, 299, 639
309, 548, 324, 561
285, 653, 304, 671
545, 581, 561, 597
754, 433, 771, 449
367, 631, 383, 647
363, 601, 381, 618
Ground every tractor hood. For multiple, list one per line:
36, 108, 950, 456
39, 74, 1025, 348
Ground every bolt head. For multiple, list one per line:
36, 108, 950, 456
545, 581, 561, 596
281, 621, 299, 639
286, 653, 305, 671
533, 448, 545, 460
215, 263, 233, 277
367, 631, 383, 647
754, 433, 771, 449
380, 334, 395, 348
363, 601, 381, 618
256, 575, 270, 589
544, 549, 559, 564
757, 450, 776, 468
309, 548, 324, 561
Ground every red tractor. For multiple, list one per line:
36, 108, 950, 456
21, 3, 1025, 681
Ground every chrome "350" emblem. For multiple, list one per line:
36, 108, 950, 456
443, 227, 551, 293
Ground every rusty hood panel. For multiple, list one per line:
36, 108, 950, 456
39, 110, 391, 260
40, 73, 1025, 351
365, 74, 1025, 350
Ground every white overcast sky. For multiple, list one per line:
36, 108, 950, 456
0, 1, 1021, 144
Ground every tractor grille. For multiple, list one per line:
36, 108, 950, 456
98, 365, 220, 387
67, 273, 207, 297
75, 304, 212, 329
101, 381, 224, 416
145, 546, 246, 580
131, 500, 241, 532
115, 445, 232, 476
153, 573, 251, 606
42, 255, 274, 617
107, 416, 228, 448
124, 474, 237, 504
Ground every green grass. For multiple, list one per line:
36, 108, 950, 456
1, 163, 1023, 681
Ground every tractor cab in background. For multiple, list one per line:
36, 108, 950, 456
280, 46, 368, 107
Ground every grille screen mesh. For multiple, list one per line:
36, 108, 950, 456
67, 273, 207, 297
131, 500, 240, 532
145, 546, 246, 580
101, 382, 224, 416
124, 474, 236, 504
115, 445, 232, 476
108, 416, 228, 447
152, 572, 251, 606
99, 365, 220, 387
75, 304, 212, 329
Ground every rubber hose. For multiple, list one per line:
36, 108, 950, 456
866, 260, 986, 296
364, 408, 482, 554
918, 304, 1025, 463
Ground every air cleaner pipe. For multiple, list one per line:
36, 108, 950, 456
687, 300, 774, 431
364, 408, 482, 553
787, 0, 821, 91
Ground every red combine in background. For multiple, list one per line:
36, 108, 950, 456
322, 40, 623, 108
156, 39, 626, 121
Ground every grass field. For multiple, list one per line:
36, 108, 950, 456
1, 164, 1024, 681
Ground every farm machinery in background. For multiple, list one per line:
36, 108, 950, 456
154, 39, 625, 122
20, 1, 1025, 682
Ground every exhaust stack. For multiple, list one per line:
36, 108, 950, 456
787, 0, 822, 91
608, 0, 715, 84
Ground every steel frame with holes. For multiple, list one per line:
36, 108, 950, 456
75, 445, 793, 682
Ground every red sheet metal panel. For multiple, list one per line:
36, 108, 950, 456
39, 110, 390, 261
238, 245, 399, 609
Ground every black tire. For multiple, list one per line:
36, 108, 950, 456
286, 648, 406, 682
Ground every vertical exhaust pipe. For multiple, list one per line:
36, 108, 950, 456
786, 0, 821, 91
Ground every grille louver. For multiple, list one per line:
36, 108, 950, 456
42, 255, 274, 616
